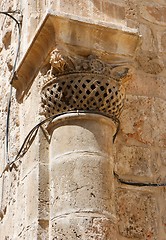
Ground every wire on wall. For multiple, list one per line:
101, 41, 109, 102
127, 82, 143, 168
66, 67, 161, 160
0, 11, 22, 164
0, 106, 165, 188
114, 171, 166, 187
0, 110, 118, 176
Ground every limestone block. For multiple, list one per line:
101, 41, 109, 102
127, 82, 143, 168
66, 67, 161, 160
160, 32, 166, 53
140, 2, 166, 25
19, 83, 40, 180
103, 1, 125, 22
120, 95, 153, 145
13, 181, 26, 237
115, 145, 152, 178
91, 0, 103, 20
116, 188, 158, 239
38, 129, 49, 164
125, 0, 139, 27
59, 0, 91, 17
161, 150, 166, 166
19, 144, 39, 181
27, 13, 40, 41
151, 97, 166, 148
139, 24, 154, 51
126, 72, 166, 101
38, 163, 49, 219
49, 0, 59, 9
121, 95, 166, 149
24, 165, 39, 224
136, 50, 164, 75
154, 188, 166, 239
0, 166, 20, 240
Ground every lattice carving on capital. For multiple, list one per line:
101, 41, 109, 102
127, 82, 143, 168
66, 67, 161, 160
40, 48, 130, 121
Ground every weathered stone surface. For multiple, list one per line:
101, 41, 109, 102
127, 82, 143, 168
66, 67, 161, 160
120, 95, 166, 148
49, 114, 117, 238
115, 145, 152, 178
136, 50, 164, 74
120, 95, 153, 145
151, 97, 166, 148
0, 0, 166, 239
59, 0, 91, 17
161, 32, 166, 52
116, 188, 158, 239
38, 163, 49, 219
140, 2, 166, 25
125, 0, 138, 21
91, 0, 103, 20
2, 30, 11, 49
161, 150, 166, 166
126, 72, 166, 101
51, 215, 117, 240
103, 2, 125, 22
139, 24, 154, 51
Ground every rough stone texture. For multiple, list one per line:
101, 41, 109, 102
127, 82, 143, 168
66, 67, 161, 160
49, 114, 117, 239
51, 215, 116, 240
140, 2, 166, 26
115, 188, 158, 239
115, 145, 152, 179
0, 0, 166, 239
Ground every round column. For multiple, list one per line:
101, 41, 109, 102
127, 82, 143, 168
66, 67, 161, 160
48, 112, 117, 239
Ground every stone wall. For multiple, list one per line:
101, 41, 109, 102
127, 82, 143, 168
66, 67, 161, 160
0, 0, 165, 239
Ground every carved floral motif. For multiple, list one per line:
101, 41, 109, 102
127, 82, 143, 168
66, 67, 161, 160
40, 48, 130, 121
42, 49, 130, 86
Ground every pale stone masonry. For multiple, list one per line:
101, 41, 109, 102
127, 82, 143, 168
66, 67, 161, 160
10, 11, 139, 239
49, 113, 117, 238
0, 0, 166, 240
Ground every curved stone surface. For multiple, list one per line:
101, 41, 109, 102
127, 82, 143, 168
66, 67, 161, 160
40, 50, 127, 121
49, 113, 117, 239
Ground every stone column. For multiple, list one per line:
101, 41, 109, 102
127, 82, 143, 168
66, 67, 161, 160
40, 49, 127, 239
48, 113, 117, 239
10, 13, 140, 240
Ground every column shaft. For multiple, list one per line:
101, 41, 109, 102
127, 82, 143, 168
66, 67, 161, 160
48, 113, 117, 239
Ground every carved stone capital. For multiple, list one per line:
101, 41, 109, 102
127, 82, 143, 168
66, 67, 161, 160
40, 48, 130, 122
11, 12, 140, 104
10, 12, 140, 124
42, 48, 130, 82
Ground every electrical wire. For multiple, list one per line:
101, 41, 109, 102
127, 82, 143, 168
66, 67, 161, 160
0, 11, 22, 164
0, 110, 119, 177
114, 171, 166, 187
11, 110, 119, 163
